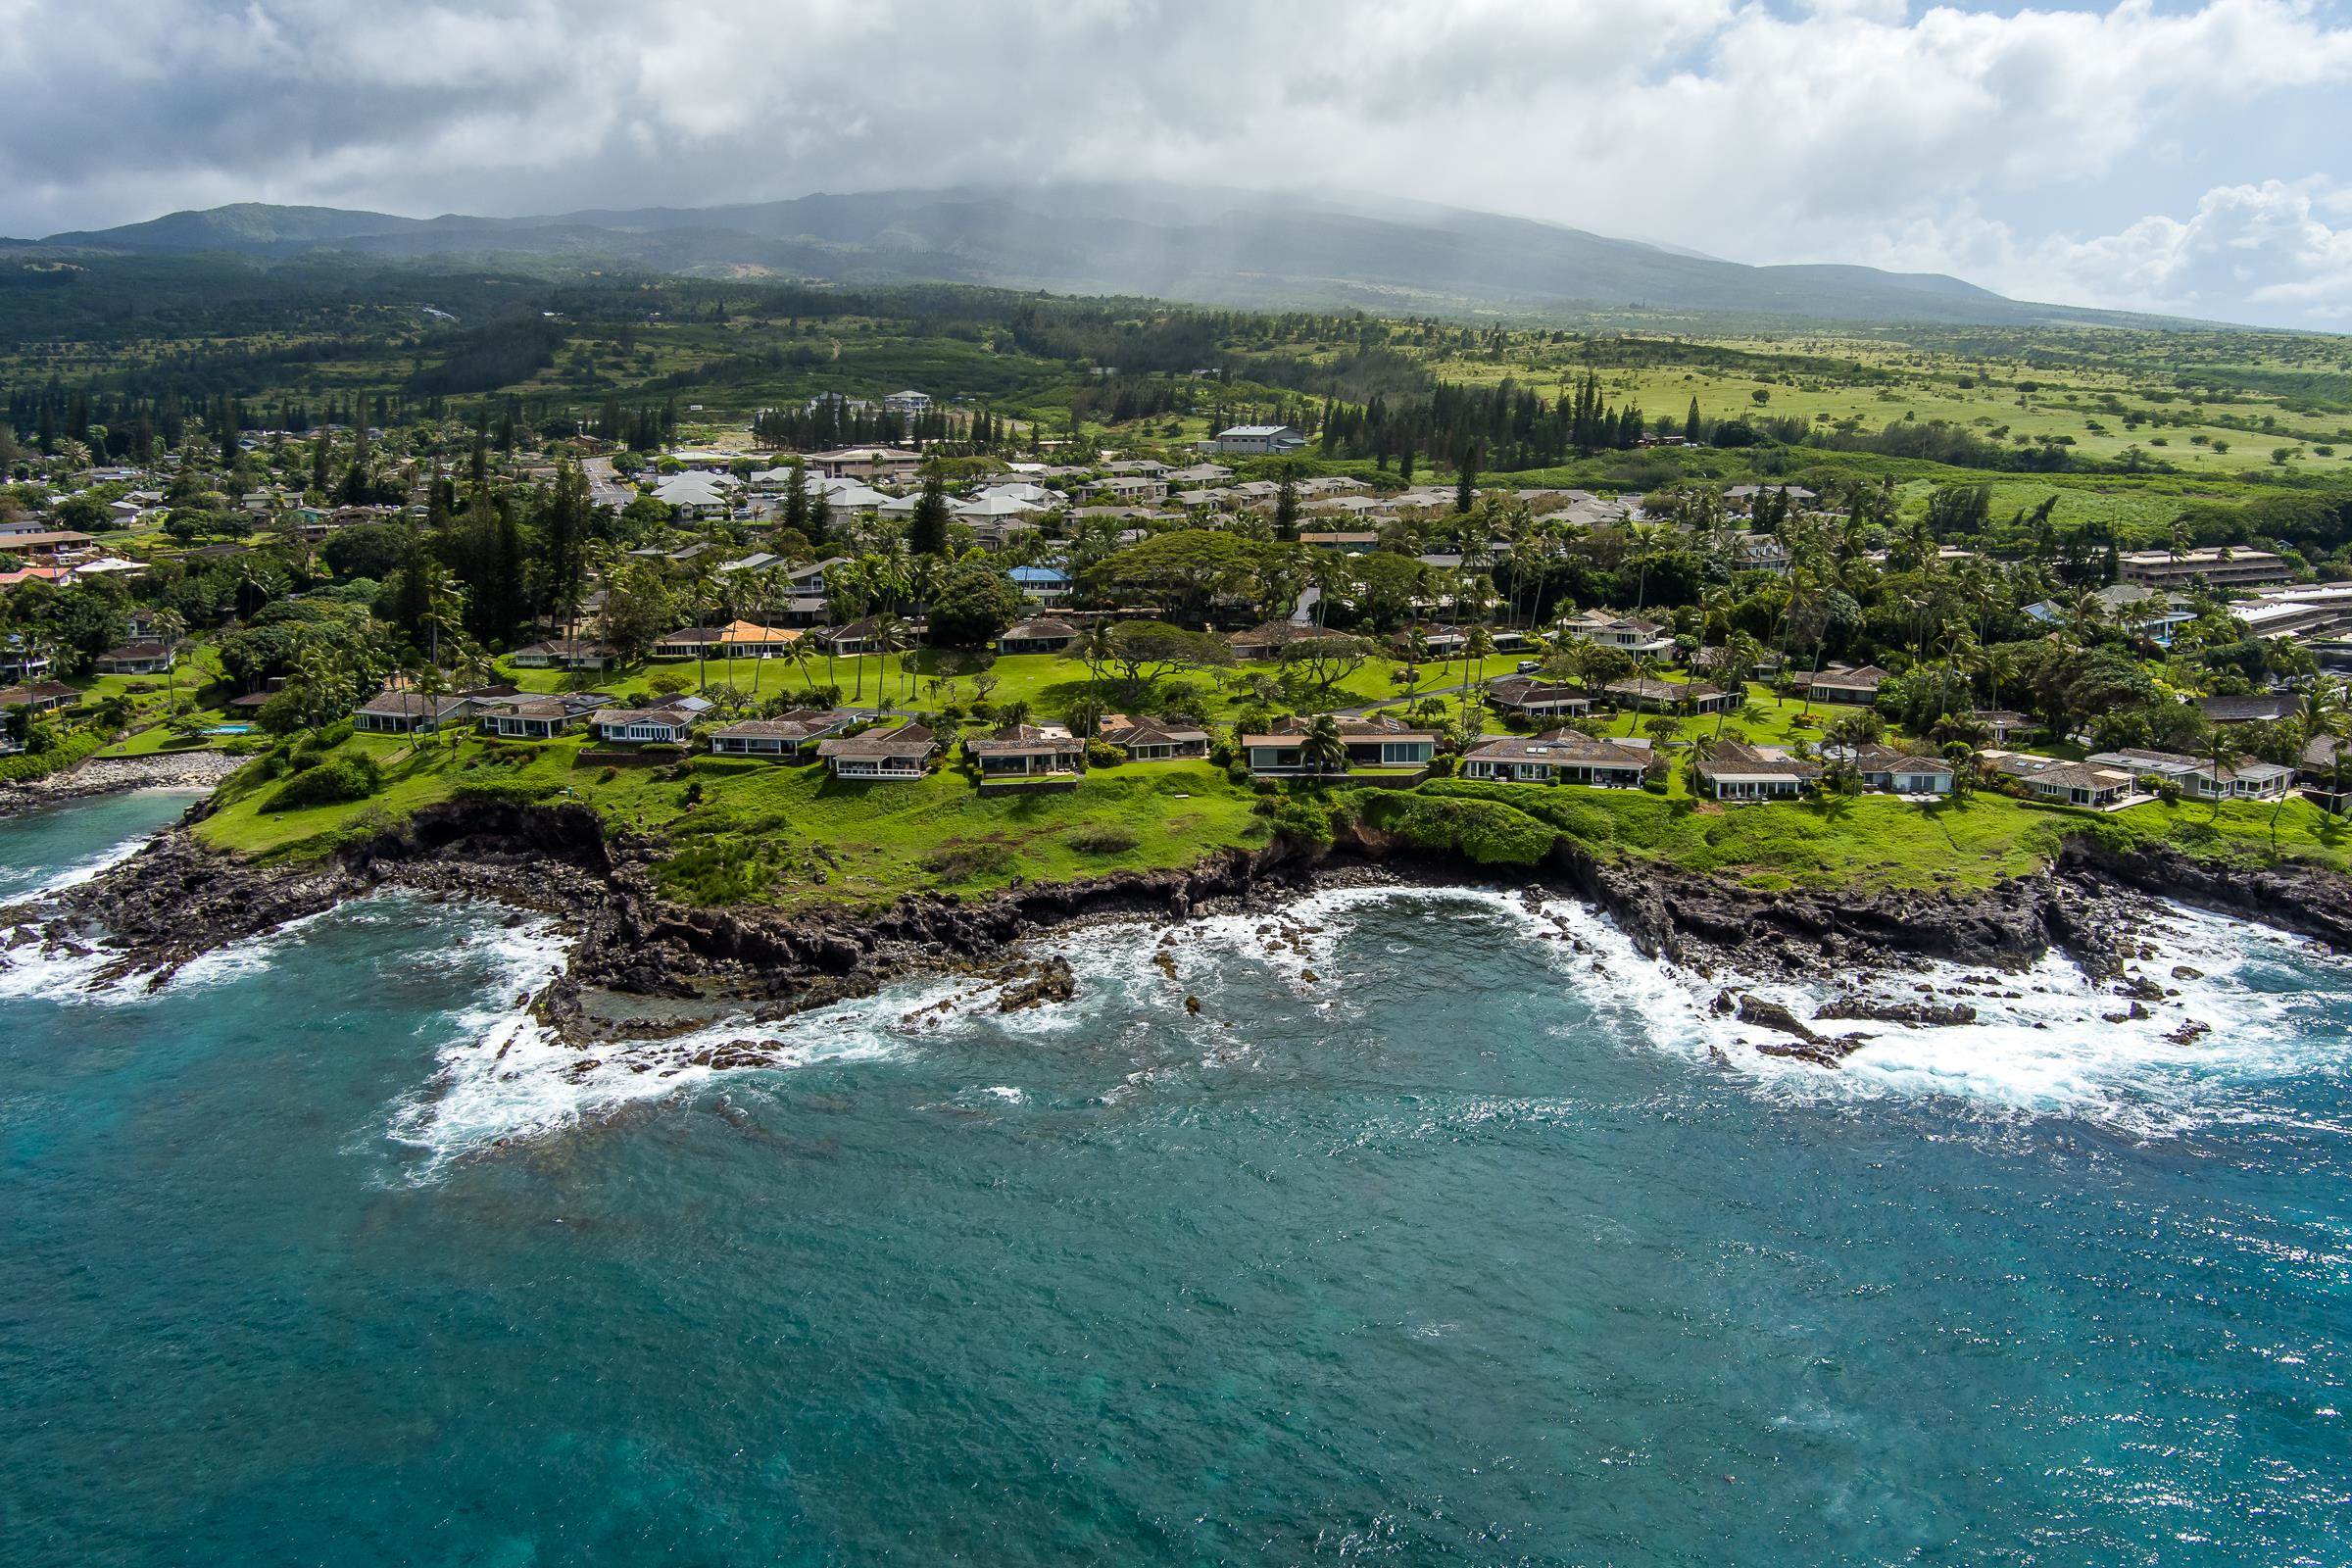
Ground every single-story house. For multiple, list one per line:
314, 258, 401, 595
0, 679, 76, 714
1695, 740, 1821, 802
2198, 692, 2300, 725
1807, 664, 1890, 704
655, 625, 729, 660
2086, 747, 2294, 801
998, 616, 1082, 656
1969, 710, 2032, 743
510, 639, 618, 671
1227, 621, 1352, 662
1460, 730, 1650, 787
1837, 742, 1955, 795
817, 721, 937, 780
1985, 751, 2136, 809
353, 688, 473, 735
1604, 677, 1732, 714
1098, 714, 1210, 760
1241, 714, 1436, 776
815, 617, 922, 657
92, 642, 175, 675
477, 696, 599, 740
967, 721, 1085, 778
1394, 623, 1469, 658
1299, 531, 1381, 553
591, 705, 701, 746
707, 709, 855, 759
1486, 674, 1593, 720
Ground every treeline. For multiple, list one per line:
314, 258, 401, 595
1319, 371, 1648, 470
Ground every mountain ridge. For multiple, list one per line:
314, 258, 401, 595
25, 183, 2172, 328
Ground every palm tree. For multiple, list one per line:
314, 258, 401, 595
1301, 713, 1348, 777
1459, 626, 1495, 731
1683, 732, 1718, 796
870, 614, 909, 709
736, 573, 775, 697
151, 609, 186, 706
1401, 628, 1431, 696
1078, 620, 1118, 706
687, 564, 719, 693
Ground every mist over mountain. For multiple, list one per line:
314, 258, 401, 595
32, 182, 2179, 328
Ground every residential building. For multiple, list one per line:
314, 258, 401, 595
91, 642, 175, 675
882, 390, 933, 416
1605, 677, 1731, 714
1485, 674, 1594, 720
511, 639, 618, 670
1556, 611, 1674, 656
817, 721, 937, 780
1985, 750, 2136, 808
1241, 714, 1436, 776
0, 679, 75, 714
967, 722, 1085, 778
2117, 547, 2293, 589
1833, 742, 1955, 795
2198, 692, 2300, 725
1806, 664, 1889, 704
1695, 740, 1821, 801
477, 696, 600, 740
1207, 424, 1307, 456
1459, 730, 1651, 787
588, 706, 701, 746
2086, 747, 2294, 801
708, 709, 856, 760
353, 688, 473, 735
997, 616, 1082, 656
1098, 714, 1210, 760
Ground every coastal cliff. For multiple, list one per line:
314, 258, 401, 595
22, 792, 2351, 1050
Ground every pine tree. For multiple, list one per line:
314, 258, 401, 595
909, 468, 951, 557
1685, 397, 1702, 444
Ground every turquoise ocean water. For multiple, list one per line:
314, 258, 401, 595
2, 791, 2347, 1565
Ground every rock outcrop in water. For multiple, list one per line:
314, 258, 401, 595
23, 792, 2352, 1048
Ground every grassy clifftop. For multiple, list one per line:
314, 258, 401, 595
188, 726, 2352, 917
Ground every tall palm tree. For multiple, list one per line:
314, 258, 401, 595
736, 572, 775, 697
1459, 626, 1495, 731
1078, 620, 1118, 707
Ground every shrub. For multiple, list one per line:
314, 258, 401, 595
1066, 824, 1139, 855
263, 752, 382, 810
1084, 739, 1123, 768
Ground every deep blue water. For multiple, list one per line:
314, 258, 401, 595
3, 792, 2348, 1566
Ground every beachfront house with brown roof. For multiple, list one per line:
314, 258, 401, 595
1460, 730, 1650, 787
1833, 742, 1955, 795
1806, 664, 1889, 704
1241, 714, 1436, 777
2085, 747, 2293, 801
353, 688, 473, 735
476, 696, 596, 740
967, 722, 1086, 778
1984, 750, 2136, 808
817, 721, 936, 780
708, 709, 855, 759
1099, 714, 1210, 760
1695, 740, 1820, 801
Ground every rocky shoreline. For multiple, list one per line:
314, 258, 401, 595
0, 749, 245, 819
10, 793, 2352, 1065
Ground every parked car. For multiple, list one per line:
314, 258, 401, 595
1516, 659, 1543, 674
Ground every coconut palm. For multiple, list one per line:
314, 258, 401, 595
1301, 713, 1348, 777
1458, 626, 1495, 731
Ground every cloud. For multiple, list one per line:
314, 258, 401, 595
1, 0, 2350, 324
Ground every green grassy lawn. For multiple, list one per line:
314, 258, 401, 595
194, 727, 1270, 908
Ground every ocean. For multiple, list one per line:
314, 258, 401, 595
2, 790, 2347, 1565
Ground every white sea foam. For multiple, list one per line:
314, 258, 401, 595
1186, 882, 2345, 1139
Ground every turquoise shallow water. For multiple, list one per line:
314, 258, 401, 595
2, 793, 2349, 1565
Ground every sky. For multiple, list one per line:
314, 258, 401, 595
1, 0, 2349, 328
